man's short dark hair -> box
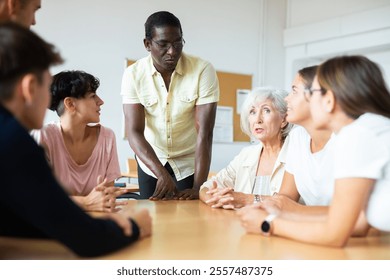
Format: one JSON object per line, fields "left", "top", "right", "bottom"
{"left": 0, "top": 22, "right": 63, "bottom": 102}
{"left": 144, "top": 11, "right": 182, "bottom": 39}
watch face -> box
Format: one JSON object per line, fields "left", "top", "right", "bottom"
{"left": 261, "top": 221, "right": 271, "bottom": 233}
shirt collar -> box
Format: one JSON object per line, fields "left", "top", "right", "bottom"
{"left": 146, "top": 53, "right": 185, "bottom": 77}
{"left": 241, "top": 135, "right": 290, "bottom": 168}
{"left": 146, "top": 55, "right": 157, "bottom": 76}
{"left": 242, "top": 144, "right": 263, "bottom": 167}
{"left": 174, "top": 54, "right": 185, "bottom": 76}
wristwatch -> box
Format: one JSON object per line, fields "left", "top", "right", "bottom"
{"left": 260, "top": 214, "right": 278, "bottom": 236}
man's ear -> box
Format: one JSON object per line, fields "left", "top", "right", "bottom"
{"left": 144, "top": 38, "right": 151, "bottom": 52}
{"left": 7, "top": 0, "right": 19, "bottom": 16}
{"left": 20, "top": 74, "right": 37, "bottom": 106}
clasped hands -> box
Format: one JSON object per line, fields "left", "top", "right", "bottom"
{"left": 203, "top": 180, "right": 285, "bottom": 234}
{"left": 93, "top": 176, "right": 152, "bottom": 239}
{"left": 204, "top": 181, "right": 248, "bottom": 209}
{"left": 83, "top": 175, "right": 130, "bottom": 213}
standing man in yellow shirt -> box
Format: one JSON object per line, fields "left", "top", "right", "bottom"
{"left": 121, "top": 11, "right": 220, "bottom": 200}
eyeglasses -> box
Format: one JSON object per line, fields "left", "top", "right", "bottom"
{"left": 303, "top": 87, "right": 327, "bottom": 101}
{"left": 151, "top": 38, "right": 185, "bottom": 52}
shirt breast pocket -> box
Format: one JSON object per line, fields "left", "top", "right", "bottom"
{"left": 178, "top": 92, "right": 198, "bottom": 114}
{"left": 139, "top": 97, "right": 158, "bottom": 115}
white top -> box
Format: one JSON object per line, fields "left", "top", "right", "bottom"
{"left": 285, "top": 126, "right": 335, "bottom": 206}
{"left": 201, "top": 136, "right": 290, "bottom": 195}
{"left": 252, "top": 175, "right": 271, "bottom": 195}
{"left": 334, "top": 113, "right": 390, "bottom": 232}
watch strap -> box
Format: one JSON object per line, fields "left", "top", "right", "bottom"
{"left": 265, "top": 213, "right": 277, "bottom": 223}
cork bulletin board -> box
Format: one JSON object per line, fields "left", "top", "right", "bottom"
{"left": 216, "top": 71, "right": 252, "bottom": 142}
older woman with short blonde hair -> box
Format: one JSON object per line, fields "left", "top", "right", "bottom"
{"left": 200, "top": 87, "right": 293, "bottom": 209}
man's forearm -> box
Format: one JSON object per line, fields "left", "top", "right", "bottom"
{"left": 193, "top": 137, "right": 213, "bottom": 191}
{"left": 128, "top": 134, "right": 166, "bottom": 178}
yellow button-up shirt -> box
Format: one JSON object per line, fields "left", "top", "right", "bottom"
{"left": 121, "top": 53, "right": 220, "bottom": 180}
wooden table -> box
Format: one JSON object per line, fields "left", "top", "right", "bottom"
{"left": 1, "top": 200, "right": 390, "bottom": 260}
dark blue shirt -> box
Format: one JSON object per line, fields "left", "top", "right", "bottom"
{"left": 0, "top": 105, "right": 139, "bottom": 257}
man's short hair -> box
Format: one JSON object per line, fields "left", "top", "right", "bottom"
{"left": 0, "top": 22, "right": 63, "bottom": 102}
{"left": 144, "top": 11, "right": 182, "bottom": 39}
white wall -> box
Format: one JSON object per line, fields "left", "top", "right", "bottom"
{"left": 287, "top": 0, "right": 390, "bottom": 27}
{"left": 33, "top": 0, "right": 287, "bottom": 173}
{"left": 284, "top": 0, "right": 390, "bottom": 87}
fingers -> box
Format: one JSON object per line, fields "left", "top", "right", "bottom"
{"left": 206, "top": 189, "right": 234, "bottom": 206}
{"left": 205, "top": 196, "right": 219, "bottom": 205}
{"left": 111, "top": 187, "right": 129, "bottom": 197}
{"left": 96, "top": 175, "right": 108, "bottom": 186}
{"left": 206, "top": 187, "right": 220, "bottom": 196}
{"left": 211, "top": 196, "right": 234, "bottom": 208}
{"left": 161, "top": 190, "right": 178, "bottom": 200}
{"left": 236, "top": 206, "right": 252, "bottom": 217}
{"left": 115, "top": 200, "right": 128, "bottom": 206}
{"left": 206, "top": 187, "right": 232, "bottom": 197}
{"left": 95, "top": 177, "right": 109, "bottom": 192}
{"left": 103, "top": 196, "right": 117, "bottom": 212}
{"left": 237, "top": 207, "right": 266, "bottom": 234}
{"left": 104, "top": 203, "right": 126, "bottom": 213}
{"left": 103, "top": 191, "right": 129, "bottom": 212}
{"left": 150, "top": 173, "right": 177, "bottom": 200}
{"left": 151, "top": 181, "right": 177, "bottom": 200}
{"left": 150, "top": 185, "right": 170, "bottom": 200}
{"left": 177, "top": 189, "right": 198, "bottom": 200}
{"left": 99, "top": 186, "right": 127, "bottom": 197}
{"left": 222, "top": 204, "right": 235, "bottom": 210}
{"left": 131, "top": 209, "right": 152, "bottom": 238}
{"left": 94, "top": 185, "right": 105, "bottom": 192}
{"left": 150, "top": 192, "right": 169, "bottom": 201}
{"left": 244, "top": 202, "right": 264, "bottom": 209}
{"left": 139, "top": 212, "right": 152, "bottom": 238}
{"left": 178, "top": 193, "right": 192, "bottom": 200}
{"left": 96, "top": 175, "right": 103, "bottom": 185}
